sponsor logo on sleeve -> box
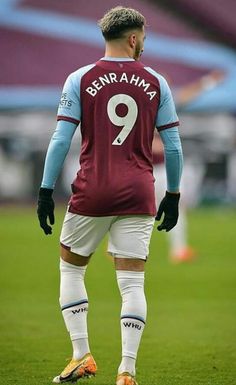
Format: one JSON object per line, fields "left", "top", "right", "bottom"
{"left": 59, "top": 93, "right": 73, "bottom": 109}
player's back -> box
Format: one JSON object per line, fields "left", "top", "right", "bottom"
{"left": 69, "top": 59, "right": 161, "bottom": 216}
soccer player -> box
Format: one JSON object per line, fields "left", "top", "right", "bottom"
{"left": 37, "top": 6, "right": 183, "bottom": 385}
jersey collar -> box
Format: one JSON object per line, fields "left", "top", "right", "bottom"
{"left": 100, "top": 57, "right": 135, "bottom": 62}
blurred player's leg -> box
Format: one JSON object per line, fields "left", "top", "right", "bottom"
{"left": 168, "top": 208, "right": 196, "bottom": 262}
{"left": 168, "top": 207, "right": 187, "bottom": 253}
{"left": 154, "top": 164, "right": 196, "bottom": 262}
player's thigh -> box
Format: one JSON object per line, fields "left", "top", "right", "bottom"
{"left": 60, "top": 210, "right": 114, "bottom": 258}
{"left": 108, "top": 215, "right": 155, "bottom": 264}
{"left": 114, "top": 257, "right": 145, "bottom": 271}
{"left": 61, "top": 246, "right": 91, "bottom": 266}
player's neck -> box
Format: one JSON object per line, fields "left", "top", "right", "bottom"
{"left": 104, "top": 44, "right": 134, "bottom": 59}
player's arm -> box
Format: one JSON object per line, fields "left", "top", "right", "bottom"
{"left": 37, "top": 73, "right": 81, "bottom": 235}
{"left": 41, "top": 121, "right": 77, "bottom": 190}
{"left": 155, "top": 74, "right": 183, "bottom": 231}
{"left": 37, "top": 120, "right": 77, "bottom": 235}
{"left": 159, "top": 127, "right": 183, "bottom": 194}
{"left": 156, "top": 127, "right": 183, "bottom": 231}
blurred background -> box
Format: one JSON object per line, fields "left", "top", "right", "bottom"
{"left": 1, "top": 2, "right": 236, "bottom": 384}
{"left": 1, "top": 0, "right": 236, "bottom": 206}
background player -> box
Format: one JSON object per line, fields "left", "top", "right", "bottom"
{"left": 152, "top": 132, "right": 195, "bottom": 262}
{"left": 37, "top": 6, "right": 183, "bottom": 385}
{"left": 152, "top": 69, "right": 225, "bottom": 263}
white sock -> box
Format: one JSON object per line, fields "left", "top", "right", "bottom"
{"left": 116, "top": 270, "right": 147, "bottom": 376}
{"left": 59, "top": 258, "right": 90, "bottom": 360}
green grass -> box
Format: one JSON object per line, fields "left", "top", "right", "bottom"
{"left": 0, "top": 206, "right": 236, "bottom": 385}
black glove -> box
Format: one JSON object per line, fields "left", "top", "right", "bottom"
{"left": 155, "top": 191, "right": 180, "bottom": 232}
{"left": 37, "top": 188, "right": 55, "bottom": 235}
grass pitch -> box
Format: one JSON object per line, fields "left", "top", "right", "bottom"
{"left": 0, "top": 206, "right": 236, "bottom": 385}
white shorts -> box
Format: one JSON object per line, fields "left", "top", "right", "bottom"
{"left": 60, "top": 210, "right": 155, "bottom": 260}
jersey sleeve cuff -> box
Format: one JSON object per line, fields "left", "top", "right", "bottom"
{"left": 57, "top": 115, "right": 80, "bottom": 125}
{"left": 157, "top": 121, "right": 179, "bottom": 132}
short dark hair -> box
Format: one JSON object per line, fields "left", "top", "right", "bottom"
{"left": 98, "top": 6, "right": 146, "bottom": 41}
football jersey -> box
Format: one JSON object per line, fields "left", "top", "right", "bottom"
{"left": 57, "top": 58, "right": 179, "bottom": 216}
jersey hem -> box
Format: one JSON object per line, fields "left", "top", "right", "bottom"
{"left": 157, "top": 121, "right": 179, "bottom": 131}
{"left": 57, "top": 115, "right": 80, "bottom": 125}
{"left": 68, "top": 205, "right": 156, "bottom": 217}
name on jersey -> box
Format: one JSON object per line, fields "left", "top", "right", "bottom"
{"left": 86, "top": 72, "right": 157, "bottom": 101}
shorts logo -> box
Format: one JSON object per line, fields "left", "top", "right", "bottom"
{"left": 59, "top": 93, "right": 72, "bottom": 109}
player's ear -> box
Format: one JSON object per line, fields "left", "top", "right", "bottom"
{"left": 128, "top": 33, "right": 136, "bottom": 48}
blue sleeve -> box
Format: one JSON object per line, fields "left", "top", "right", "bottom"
{"left": 159, "top": 127, "right": 183, "bottom": 192}
{"left": 57, "top": 73, "right": 81, "bottom": 125}
{"left": 144, "top": 68, "right": 179, "bottom": 130}
{"left": 41, "top": 120, "right": 77, "bottom": 189}
{"left": 156, "top": 75, "right": 179, "bottom": 130}
{"left": 57, "top": 64, "right": 95, "bottom": 125}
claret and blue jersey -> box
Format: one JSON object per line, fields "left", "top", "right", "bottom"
{"left": 41, "top": 57, "right": 183, "bottom": 216}
{"left": 57, "top": 57, "right": 179, "bottom": 130}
